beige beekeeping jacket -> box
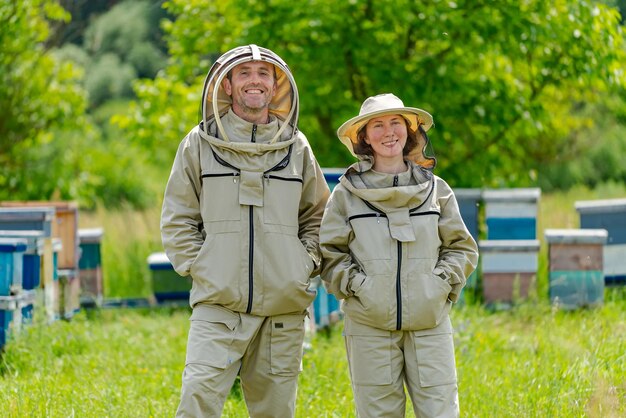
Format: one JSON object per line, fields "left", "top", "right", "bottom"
{"left": 320, "top": 159, "right": 478, "bottom": 331}
{"left": 161, "top": 45, "right": 329, "bottom": 317}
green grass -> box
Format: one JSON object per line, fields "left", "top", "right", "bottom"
{"left": 1, "top": 300, "right": 624, "bottom": 417}
{"left": 1, "top": 184, "right": 626, "bottom": 416}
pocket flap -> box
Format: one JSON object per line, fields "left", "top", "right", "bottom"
{"left": 191, "top": 304, "right": 240, "bottom": 330}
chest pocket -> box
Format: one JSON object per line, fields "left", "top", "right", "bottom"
{"left": 348, "top": 215, "right": 392, "bottom": 261}
{"left": 200, "top": 171, "right": 241, "bottom": 222}
{"left": 407, "top": 211, "right": 441, "bottom": 260}
{"left": 262, "top": 175, "right": 303, "bottom": 228}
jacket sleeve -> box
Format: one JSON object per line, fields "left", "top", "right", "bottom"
{"left": 319, "top": 189, "right": 366, "bottom": 300}
{"left": 160, "top": 132, "right": 204, "bottom": 277}
{"left": 297, "top": 135, "right": 330, "bottom": 277}
{"left": 434, "top": 180, "right": 479, "bottom": 302}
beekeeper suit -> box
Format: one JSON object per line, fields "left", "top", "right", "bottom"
{"left": 320, "top": 93, "right": 478, "bottom": 417}
{"left": 162, "top": 44, "right": 330, "bottom": 417}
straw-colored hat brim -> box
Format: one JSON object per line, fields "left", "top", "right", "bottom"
{"left": 337, "top": 107, "right": 433, "bottom": 153}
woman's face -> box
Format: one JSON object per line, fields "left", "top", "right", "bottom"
{"left": 364, "top": 114, "right": 408, "bottom": 161}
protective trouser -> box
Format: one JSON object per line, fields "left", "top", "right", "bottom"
{"left": 176, "top": 304, "right": 306, "bottom": 418}
{"left": 344, "top": 316, "right": 459, "bottom": 418}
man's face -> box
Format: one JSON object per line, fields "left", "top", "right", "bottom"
{"left": 222, "top": 61, "right": 277, "bottom": 122}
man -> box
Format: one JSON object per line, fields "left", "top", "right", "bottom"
{"left": 161, "top": 45, "right": 330, "bottom": 417}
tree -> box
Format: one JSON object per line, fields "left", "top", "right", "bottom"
{"left": 119, "top": 0, "right": 625, "bottom": 187}
{"left": 0, "top": 0, "right": 88, "bottom": 198}
{"left": 0, "top": 1, "right": 158, "bottom": 208}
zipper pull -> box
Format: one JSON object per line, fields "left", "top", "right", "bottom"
{"left": 393, "top": 175, "right": 398, "bottom": 187}
{"left": 233, "top": 173, "right": 240, "bottom": 183}
{"left": 376, "top": 213, "right": 380, "bottom": 224}
{"left": 251, "top": 124, "right": 257, "bottom": 143}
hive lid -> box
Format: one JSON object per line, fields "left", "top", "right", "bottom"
{"left": 79, "top": 228, "right": 104, "bottom": 243}
{"left": 575, "top": 198, "right": 626, "bottom": 214}
{"left": 479, "top": 239, "right": 540, "bottom": 252}
{"left": 147, "top": 252, "right": 172, "bottom": 267}
{"left": 482, "top": 188, "right": 541, "bottom": 203}
{"left": 544, "top": 228, "right": 608, "bottom": 244}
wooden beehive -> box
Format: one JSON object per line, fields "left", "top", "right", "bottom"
{"left": 480, "top": 239, "right": 540, "bottom": 305}
{"left": 575, "top": 198, "right": 626, "bottom": 286}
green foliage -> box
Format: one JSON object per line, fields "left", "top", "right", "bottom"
{"left": 112, "top": 74, "right": 200, "bottom": 168}
{"left": 84, "top": 53, "right": 137, "bottom": 106}
{"left": 538, "top": 95, "right": 626, "bottom": 191}
{"left": 120, "top": 0, "right": 626, "bottom": 188}
{"left": 79, "top": 0, "right": 167, "bottom": 105}
{"left": 83, "top": 0, "right": 166, "bottom": 75}
{"left": 0, "top": 0, "right": 91, "bottom": 201}
{"left": 0, "top": 1, "right": 166, "bottom": 208}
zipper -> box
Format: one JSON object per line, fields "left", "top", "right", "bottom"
{"left": 251, "top": 124, "right": 257, "bottom": 143}
{"left": 210, "top": 144, "right": 294, "bottom": 314}
{"left": 396, "top": 241, "right": 402, "bottom": 330}
{"left": 201, "top": 172, "right": 240, "bottom": 183}
{"left": 347, "top": 203, "right": 406, "bottom": 329}
{"left": 347, "top": 213, "right": 387, "bottom": 222}
{"left": 410, "top": 210, "right": 440, "bottom": 217}
{"left": 247, "top": 206, "right": 254, "bottom": 313}
{"left": 264, "top": 174, "right": 303, "bottom": 183}
{"left": 393, "top": 175, "right": 398, "bottom": 187}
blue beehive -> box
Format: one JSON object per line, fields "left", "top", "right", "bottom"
{"left": 0, "top": 207, "right": 58, "bottom": 322}
{"left": 322, "top": 168, "right": 344, "bottom": 191}
{"left": 0, "top": 295, "right": 20, "bottom": 350}
{"left": 452, "top": 188, "right": 482, "bottom": 303}
{"left": 575, "top": 198, "right": 626, "bottom": 286}
{"left": 22, "top": 238, "right": 42, "bottom": 290}
{"left": 453, "top": 188, "right": 482, "bottom": 241}
{"left": 483, "top": 188, "right": 540, "bottom": 240}
{"left": 545, "top": 229, "right": 607, "bottom": 309}
{"left": 0, "top": 238, "right": 28, "bottom": 296}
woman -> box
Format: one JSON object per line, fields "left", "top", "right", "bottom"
{"left": 320, "top": 93, "right": 478, "bottom": 417}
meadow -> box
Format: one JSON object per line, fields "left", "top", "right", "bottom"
{"left": 1, "top": 183, "right": 625, "bottom": 417}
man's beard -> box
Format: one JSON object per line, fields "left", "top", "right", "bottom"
{"left": 236, "top": 96, "right": 270, "bottom": 115}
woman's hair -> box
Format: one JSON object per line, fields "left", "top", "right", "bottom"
{"left": 353, "top": 116, "right": 419, "bottom": 157}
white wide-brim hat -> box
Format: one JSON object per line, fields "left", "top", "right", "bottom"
{"left": 337, "top": 93, "right": 435, "bottom": 168}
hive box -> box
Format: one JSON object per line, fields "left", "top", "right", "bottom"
{"left": 0, "top": 238, "right": 27, "bottom": 296}
{"left": 452, "top": 188, "right": 482, "bottom": 303}
{"left": 78, "top": 228, "right": 104, "bottom": 307}
{"left": 483, "top": 188, "right": 540, "bottom": 240}
{"left": 0, "top": 202, "right": 79, "bottom": 270}
{"left": 545, "top": 229, "right": 607, "bottom": 309}
{"left": 480, "top": 239, "right": 540, "bottom": 305}
{"left": 148, "top": 252, "right": 191, "bottom": 303}
{"left": 0, "top": 207, "right": 57, "bottom": 321}
{"left": 453, "top": 188, "right": 482, "bottom": 241}
{"left": 0, "top": 291, "right": 37, "bottom": 350}
{"left": 575, "top": 198, "right": 626, "bottom": 286}
{"left": 0, "top": 296, "right": 20, "bottom": 350}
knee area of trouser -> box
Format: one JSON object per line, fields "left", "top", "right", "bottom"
{"left": 412, "top": 332, "right": 457, "bottom": 388}
{"left": 343, "top": 320, "right": 393, "bottom": 386}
